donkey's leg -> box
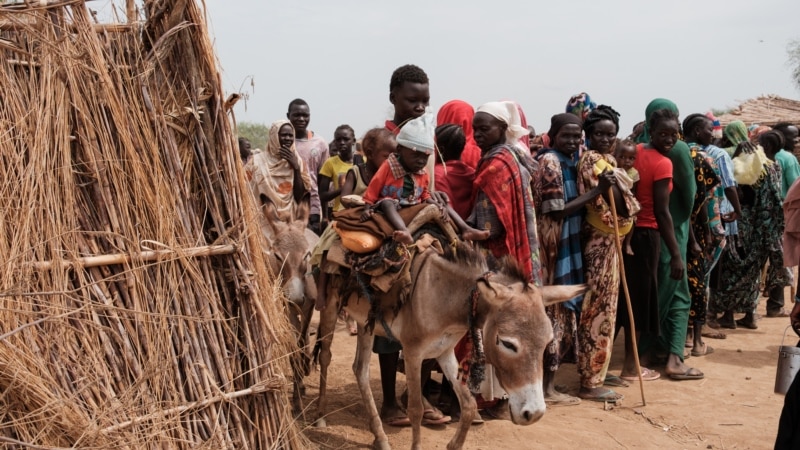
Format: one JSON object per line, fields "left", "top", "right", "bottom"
{"left": 403, "top": 350, "right": 425, "bottom": 450}
{"left": 438, "top": 350, "right": 477, "bottom": 450}
{"left": 299, "top": 277, "right": 317, "bottom": 377}
{"left": 353, "top": 328, "right": 390, "bottom": 450}
{"left": 313, "top": 288, "right": 341, "bottom": 427}
{"left": 287, "top": 301, "right": 306, "bottom": 416}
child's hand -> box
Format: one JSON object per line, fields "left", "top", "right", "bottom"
{"left": 431, "top": 191, "right": 450, "bottom": 206}
{"left": 360, "top": 206, "right": 374, "bottom": 222}
{"left": 624, "top": 244, "right": 634, "bottom": 256}
{"left": 721, "top": 211, "right": 739, "bottom": 223}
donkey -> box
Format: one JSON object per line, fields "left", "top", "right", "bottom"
{"left": 310, "top": 203, "right": 457, "bottom": 428}
{"left": 316, "top": 236, "right": 585, "bottom": 450}
{"left": 259, "top": 199, "right": 319, "bottom": 414}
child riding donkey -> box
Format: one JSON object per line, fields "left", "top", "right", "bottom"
{"left": 360, "top": 113, "right": 488, "bottom": 244}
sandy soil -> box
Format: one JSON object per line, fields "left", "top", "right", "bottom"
{"left": 299, "top": 286, "right": 795, "bottom": 449}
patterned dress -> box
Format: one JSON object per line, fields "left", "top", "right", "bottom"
{"left": 576, "top": 150, "right": 640, "bottom": 389}
{"left": 534, "top": 149, "right": 583, "bottom": 370}
{"left": 687, "top": 146, "right": 721, "bottom": 326}
{"left": 712, "top": 162, "right": 784, "bottom": 313}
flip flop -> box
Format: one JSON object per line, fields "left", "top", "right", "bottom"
{"left": 578, "top": 388, "right": 624, "bottom": 403}
{"left": 603, "top": 375, "right": 630, "bottom": 388}
{"left": 691, "top": 343, "right": 715, "bottom": 357}
{"left": 668, "top": 367, "right": 704, "bottom": 381}
{"left": 422, "top": 407, "right": 451, "bottom": 426}
{"left": 544, "top": 392, "right": 581, "bottom": 407}
{"left": 384, "top": 414, "right": 411, "bottom": 427}
{"left": 619, "top": 367, "right": 661, "bottom": 382}
{"left": 448, "top": 412, "right": 484, "bottom": 425}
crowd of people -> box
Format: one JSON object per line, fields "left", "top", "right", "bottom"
{"left": 239, "top": 63, "right": 800, "bottom": 427}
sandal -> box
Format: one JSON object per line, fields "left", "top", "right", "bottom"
{"left": 603, "top": 375, "right": 630, "bottom": 388}
{"left": 668, "top": 367, "right": 704, "bottom": 381}
{"left": 619, "top": 367, "right": 661, "bottom": 382}
{"left": 422, "top": 407, "right": 451, "bottom": 426}
{"left": 544, "top": 392, "right": 581, "bottom": 406}
{"left": 578, "top": 388, "right": 624, "bottom": 403}
{"left": 383, "top": 413, "right": 411, "bottom": 427}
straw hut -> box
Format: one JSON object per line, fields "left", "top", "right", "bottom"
{"left": 716, "top": 94, "right": 800, "bottom": 127}
{"left": 0, "top": 0, "right": 305, "bottom": 448}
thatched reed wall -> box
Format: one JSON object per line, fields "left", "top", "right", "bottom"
{"left": 717, "top": 94, "right": 800, "bottom": 127}
{"left": 0, "top": 0, "right": 305, "bottom": 448}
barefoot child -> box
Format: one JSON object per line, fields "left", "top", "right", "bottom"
{"left": 616, "top": 138, "right": 639, "bottom": 255}
{"left": 362, "top": 113, "right": 489, "bottom": 244}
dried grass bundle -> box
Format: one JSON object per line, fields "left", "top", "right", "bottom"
{"left": 0, "top": 0, "right": 305, "bottom": 448}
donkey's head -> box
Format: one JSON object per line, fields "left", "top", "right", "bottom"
{"left": 477, "top": 275, "right": 585, "bottom": 425}
{"left": 262, "top": 196, "right": 316, "bottom": 305}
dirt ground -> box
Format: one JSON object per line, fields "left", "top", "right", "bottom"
{"left": 299, "top": 284, "right": 796, "bottom": 449}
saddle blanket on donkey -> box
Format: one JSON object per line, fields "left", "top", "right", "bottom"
{"left": 327, "top": 203, "right": 457, "bottom": 333}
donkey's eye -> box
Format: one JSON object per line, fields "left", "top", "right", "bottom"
{"left": 499, "top": 339, "right": 518, "bottom": 353}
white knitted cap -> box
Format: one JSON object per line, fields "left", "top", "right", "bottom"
{"left": 396, "top": 113, "right": 435, "bottom": 155}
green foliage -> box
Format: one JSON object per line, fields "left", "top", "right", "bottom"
{"left": 790, "top": 40, "right": 800, "bottom": 92}
{"left": 711, "top": 107, "right": 733, "bottom": 116}
{"left": 237, "top": 121, "right": 269, "bottom": 149}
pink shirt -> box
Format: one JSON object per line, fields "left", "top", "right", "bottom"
{"left": 294, "top": 131, "right": 329, "bottom": 216}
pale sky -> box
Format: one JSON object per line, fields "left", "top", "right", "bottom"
{"left": 103, "top": 1, "right": 800, "bottom": 143}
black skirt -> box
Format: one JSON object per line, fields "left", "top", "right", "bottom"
{"left": 617, "top": 227, "right": 661, "bottom": 335}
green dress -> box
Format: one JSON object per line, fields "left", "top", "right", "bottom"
{"left": 639, "top": 140, "right": 696, "bottom": 359}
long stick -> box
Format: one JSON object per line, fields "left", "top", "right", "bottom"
{"left": 28, "top": 243, "right": 238, "bottom": 271}
{"left": 608, "top": 187, "right": 646, "bottom": 406}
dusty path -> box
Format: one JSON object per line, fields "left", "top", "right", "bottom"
{"left": 300, "top": 287, "right": 794, "bottom": 449}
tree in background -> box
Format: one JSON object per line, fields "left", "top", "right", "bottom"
{"left": 790, "top": 39, "right": 800, "bottom": 92}
{"left": 237, "top": 121, "right": 269, "bottom": 149}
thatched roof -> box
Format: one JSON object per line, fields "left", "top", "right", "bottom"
{"left": 717, "top": 94, "right": 800, "bottom": 127}
{"left": 0, "top": 1, "right": 304, "bottom": 448}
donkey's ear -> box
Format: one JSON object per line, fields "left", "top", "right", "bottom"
{"left": 294, "top": 193, "right": 310, "bottom": 224}
{"left": 540, "top": 284, "right": 587, "bottom": 306}
{"left": 477, "top": 279, "right": 513, "bottom": 308}
{"left": 261, "top": 196, "right": 280, "bottom": 224}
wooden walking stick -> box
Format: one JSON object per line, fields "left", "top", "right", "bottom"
{"left": 608, "top": 186, "right": 647, "bottom": 406}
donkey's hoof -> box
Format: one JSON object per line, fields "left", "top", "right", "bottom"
{"left": 372, "top": 438, "right": 391, "bottom": 450}
{"left": 314, "top": 417, "right": 327, "bottom": 428}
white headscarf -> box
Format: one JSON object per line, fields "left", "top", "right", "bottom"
{"left": 245, "top": 120, "right": 311, "bottom": 222}
{"left": 476, "top": 101, "right": 529, "bottom": 145}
